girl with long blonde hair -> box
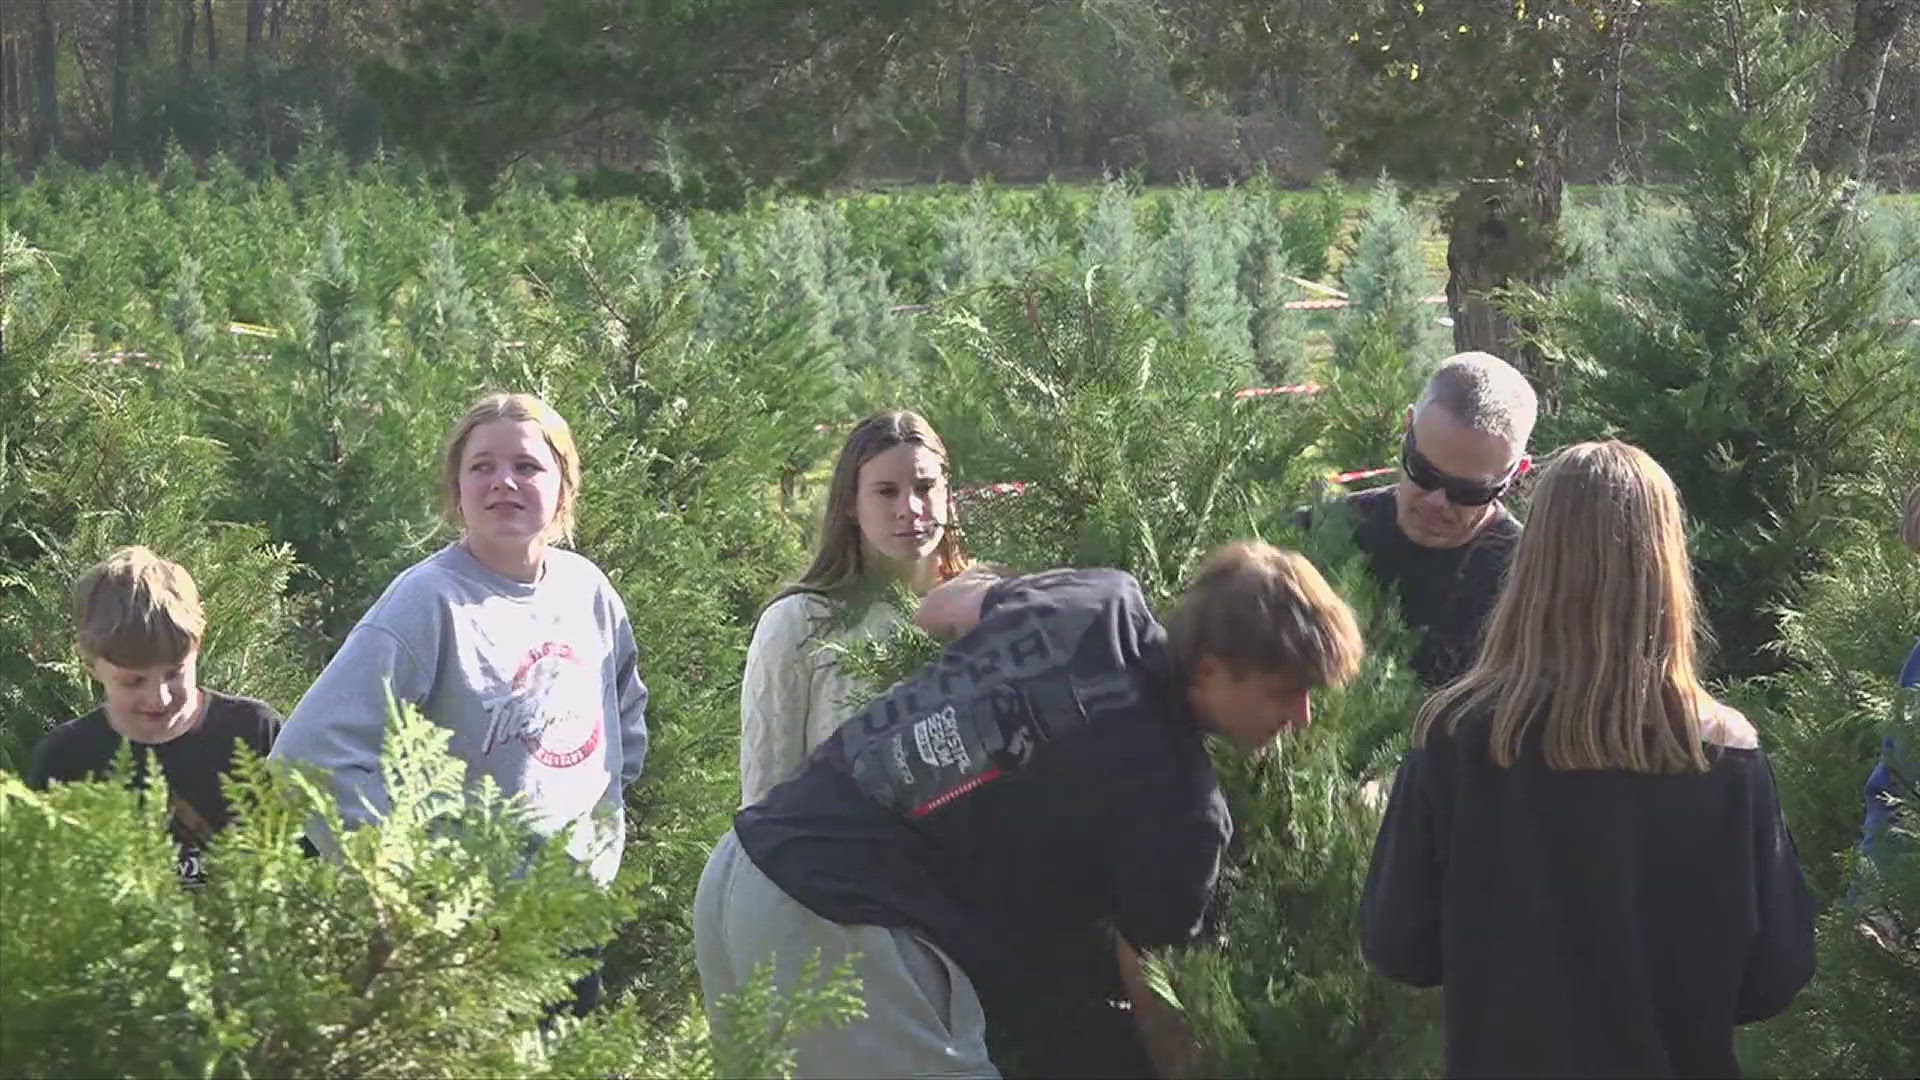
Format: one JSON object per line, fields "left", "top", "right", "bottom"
{"left": 1361, "top": 440, "right": 1814, "bottom": 1077}
{"left": 738, "top": 410, "right": 971, "bottom": 807}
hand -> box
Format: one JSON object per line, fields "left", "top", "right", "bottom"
{"left": 1113, "top": 937, "right": 1203, "bottom": 1080}
{"left": 912, "top": 566, "right": 1004, "bottom": 638}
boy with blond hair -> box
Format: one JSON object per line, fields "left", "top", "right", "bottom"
{"left": 28, "top": 546, "right": 282, "bottom": 885}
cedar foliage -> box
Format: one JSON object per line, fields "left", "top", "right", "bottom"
{"left": 0, "top": 697, "right": 861, "bottom": 1077}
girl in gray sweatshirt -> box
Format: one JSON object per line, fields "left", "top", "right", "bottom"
{"left": 271, "top": 393, "right": 649, "bottom": 887}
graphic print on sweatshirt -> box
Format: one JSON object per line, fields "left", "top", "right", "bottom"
{"left": 481, "top": 641, "right": 605, "bottom": 770}
{"left": 834, "top": 599, "right": 1143, "bottom": 819}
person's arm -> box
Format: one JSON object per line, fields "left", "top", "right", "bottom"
{"left": 1113, "top": 934, "right": 1202, "bottom": 1080}
{"left": 268, "top": 622, "right": 430, "bottom": 842}
{"left": 738, "top": 597, "right": 817, "bottom": 808}
{"left": 1101, "top": 737, "right": 1232, "bottom": 951}
{"left": 610, "top": 609, "right": 650, "bottom": 789}
{"left": 912, "top": 566, "right": 1007, "bottom": 638}
{"left": 1735, "top": 752, "right": 1816, "bottom": 1024}
{"left": 1359, "top": 748, "right": 1444, "bottom": 987}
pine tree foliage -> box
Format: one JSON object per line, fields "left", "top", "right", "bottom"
{"left": 1860, "top": 192, "right": 1920, "bottom": 322}
{"left": 1740, "top": 687, "right": 1920, "bottom": 1078}
{"left": 926, "top": 271, "right": 1280, "bottom": 597}
{"left": 1079, "top": 175, "right": 1149, "bottom": 302}
{"left": 1150, "top": 181, "right": 1255, "bottom": 376}
{"left": 1314, "top": 317, "right": 1433, "bottom": 495}
{"left": 1519, "top": 1, "right": 1920, "bottom": 680}
{"left": 1278, "top": 176, "right": 1352, "bottom": 285}
{"left": 1151, "top": 516, "right": 1439, "bottom": 1079}
{"left": 0, "top": 229, "right": 72, "bottom": 567}
{"left": 1742, "top": 503, "right": 1920, "bottom": 906}
{"left": 3, "top": 142, "right": 1914, "bottom": 1077}
{"left": 407, "top": 230, "right": 481, "bottom": 365}
{"left": 1236, "top": 172, "right": 1307, "bottom": 384}
{"left": 165, "top": 253, "right": 215, "bottom": 363}
{"left": 656, "top": 212, "right": 704, "bottom": 279}
{"left": 1559, "top": 184, "right": 1686, "bottom": 288}
{"left": 0, "top": 697, "right": 861, "bottom": 1077}
{"left": 1335, "top": 174, "right": 1432, "bottom": 365}
{"left": 938, "top": 183, "right": 1036, "bottom": 297}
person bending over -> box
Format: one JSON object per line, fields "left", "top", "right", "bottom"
{"left": 694, "top": 541, "right": 1363, "bottom": 1077}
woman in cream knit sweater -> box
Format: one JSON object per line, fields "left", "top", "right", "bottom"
{"left": 738, "top": 411, "right": 971, "bottom": 807}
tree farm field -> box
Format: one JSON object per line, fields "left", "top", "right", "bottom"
{"left": 2, "top": 159, "right": 1916, "bottom": 1078}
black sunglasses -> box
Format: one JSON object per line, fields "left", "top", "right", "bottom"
{"left": 1400, "top": 428, "right": 1521, "bottom": 507}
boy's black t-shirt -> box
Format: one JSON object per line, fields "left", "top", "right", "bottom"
{"left": 27, "top": 691, "right": 283, "bottom": 884}
{"left": 733, "top": 568, "right": 1232, "bottom": 1029}
{"left": 1361, "top": 711, "right": 1816, "bottom": 1078}
{"left": 1307, "top": 486, "right": 1520, "bottom": 688}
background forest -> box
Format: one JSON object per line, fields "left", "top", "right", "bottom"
{"left": 2, "top": 1, "right": 1917, "bottom": 1077}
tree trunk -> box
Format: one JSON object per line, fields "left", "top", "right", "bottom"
{"left": 178, "top": 0, "right": 195, "bottom": 78}
{"left": 132, "top": 0, "right": 149, "bottom": 57}
{"left": 1811, "top": 0, "right": 1909, "bottom": 183}
{"left": 1443, "top": 164, "right": 1564, "bottom": 384}
{"left": 31, "top": 0, "right": 58, "bottom": 160}
{"left": 314, "top": 0, "right": 331, "bottom": 95}
{"left": 245, "top": 0, "right": 264, "bottom": 73}
{"left": 202, "top": 0, "right": 216, "bottom": 71}
{"left": 269, "top": 0, "right": 284, "bottom": 52}
{"left": 953, "top": 46, "right": 974, "bottom": 180}
{"left": 72, "top": 36, "right": 108, "bottom": 135}
{"left": 113, "top": 0, "right": 132, "bottom": 146}
{"left": 2, "top": 36, "right": 17, "bottom": 132}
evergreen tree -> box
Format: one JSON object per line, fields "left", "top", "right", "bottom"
{"left": 815, "top": 201, "right": 917, "bottom": 407}
{"left": 656, "top": 210, "right": 705, "bottom": 279}
{"left": 407, "top": 229, "right": 479, "bottom": 365}
{"left": 1334, "top": 174, "right": 1430, "bottom": 366}
{"left": 927, "top": 271, "right": 1265, "bottom": 595}
{"left": 1079, "top": 174, "right": 1147, "bottom": 302}
{"left": 166, "top": 252, "right": 216, "bottom": 363}
{"left": 1277, "top": 176, "right": 1350, "bottom": 286}
{"left": 1235, "top": 174, "right": 1306, "bottom": 385}
{"left": 1151, "top": 181, "right": 1254, "bottom": 377}
{"left": 938, "top": 183, "right": 1034, "bottom": 298}
{"left": 1741, "top": 646, "right": 1920, "bottom": 1077}
{"left": 1521, "top": 0, "right": 1920, "bottom": 681}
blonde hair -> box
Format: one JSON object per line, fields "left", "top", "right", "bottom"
{"left": 1164, "top": 541, "right": 1365, "bottom": 690}
{"left": 1415, "top": 441, "right": 1712, "bottom": 773}
{"left": 780, "top": 410, "right": 970, "bottom": 602}
{"left": 440, "top": 392, "right": 582, "bottom": 544}
{"left": 1903, "top": 482, "right": 1920, "bottom": 555}
{"left": 72, "top": 546, "right": 207, "bottom": 667}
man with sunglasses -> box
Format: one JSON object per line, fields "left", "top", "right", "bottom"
{"left": 1301, "top": 352, "right": 1537, "bottom": 688}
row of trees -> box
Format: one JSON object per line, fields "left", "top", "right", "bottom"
{"left": 7, "top": 2, "right": 1913, "bottom": 391}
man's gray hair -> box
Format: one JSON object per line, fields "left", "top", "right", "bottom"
{"left": 1414, "top": 351, "right": 1538, "bottom": 450}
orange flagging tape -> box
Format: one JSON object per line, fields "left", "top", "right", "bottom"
{"left": 1233, "top": 383, "right": 1322, "bottom": 399}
